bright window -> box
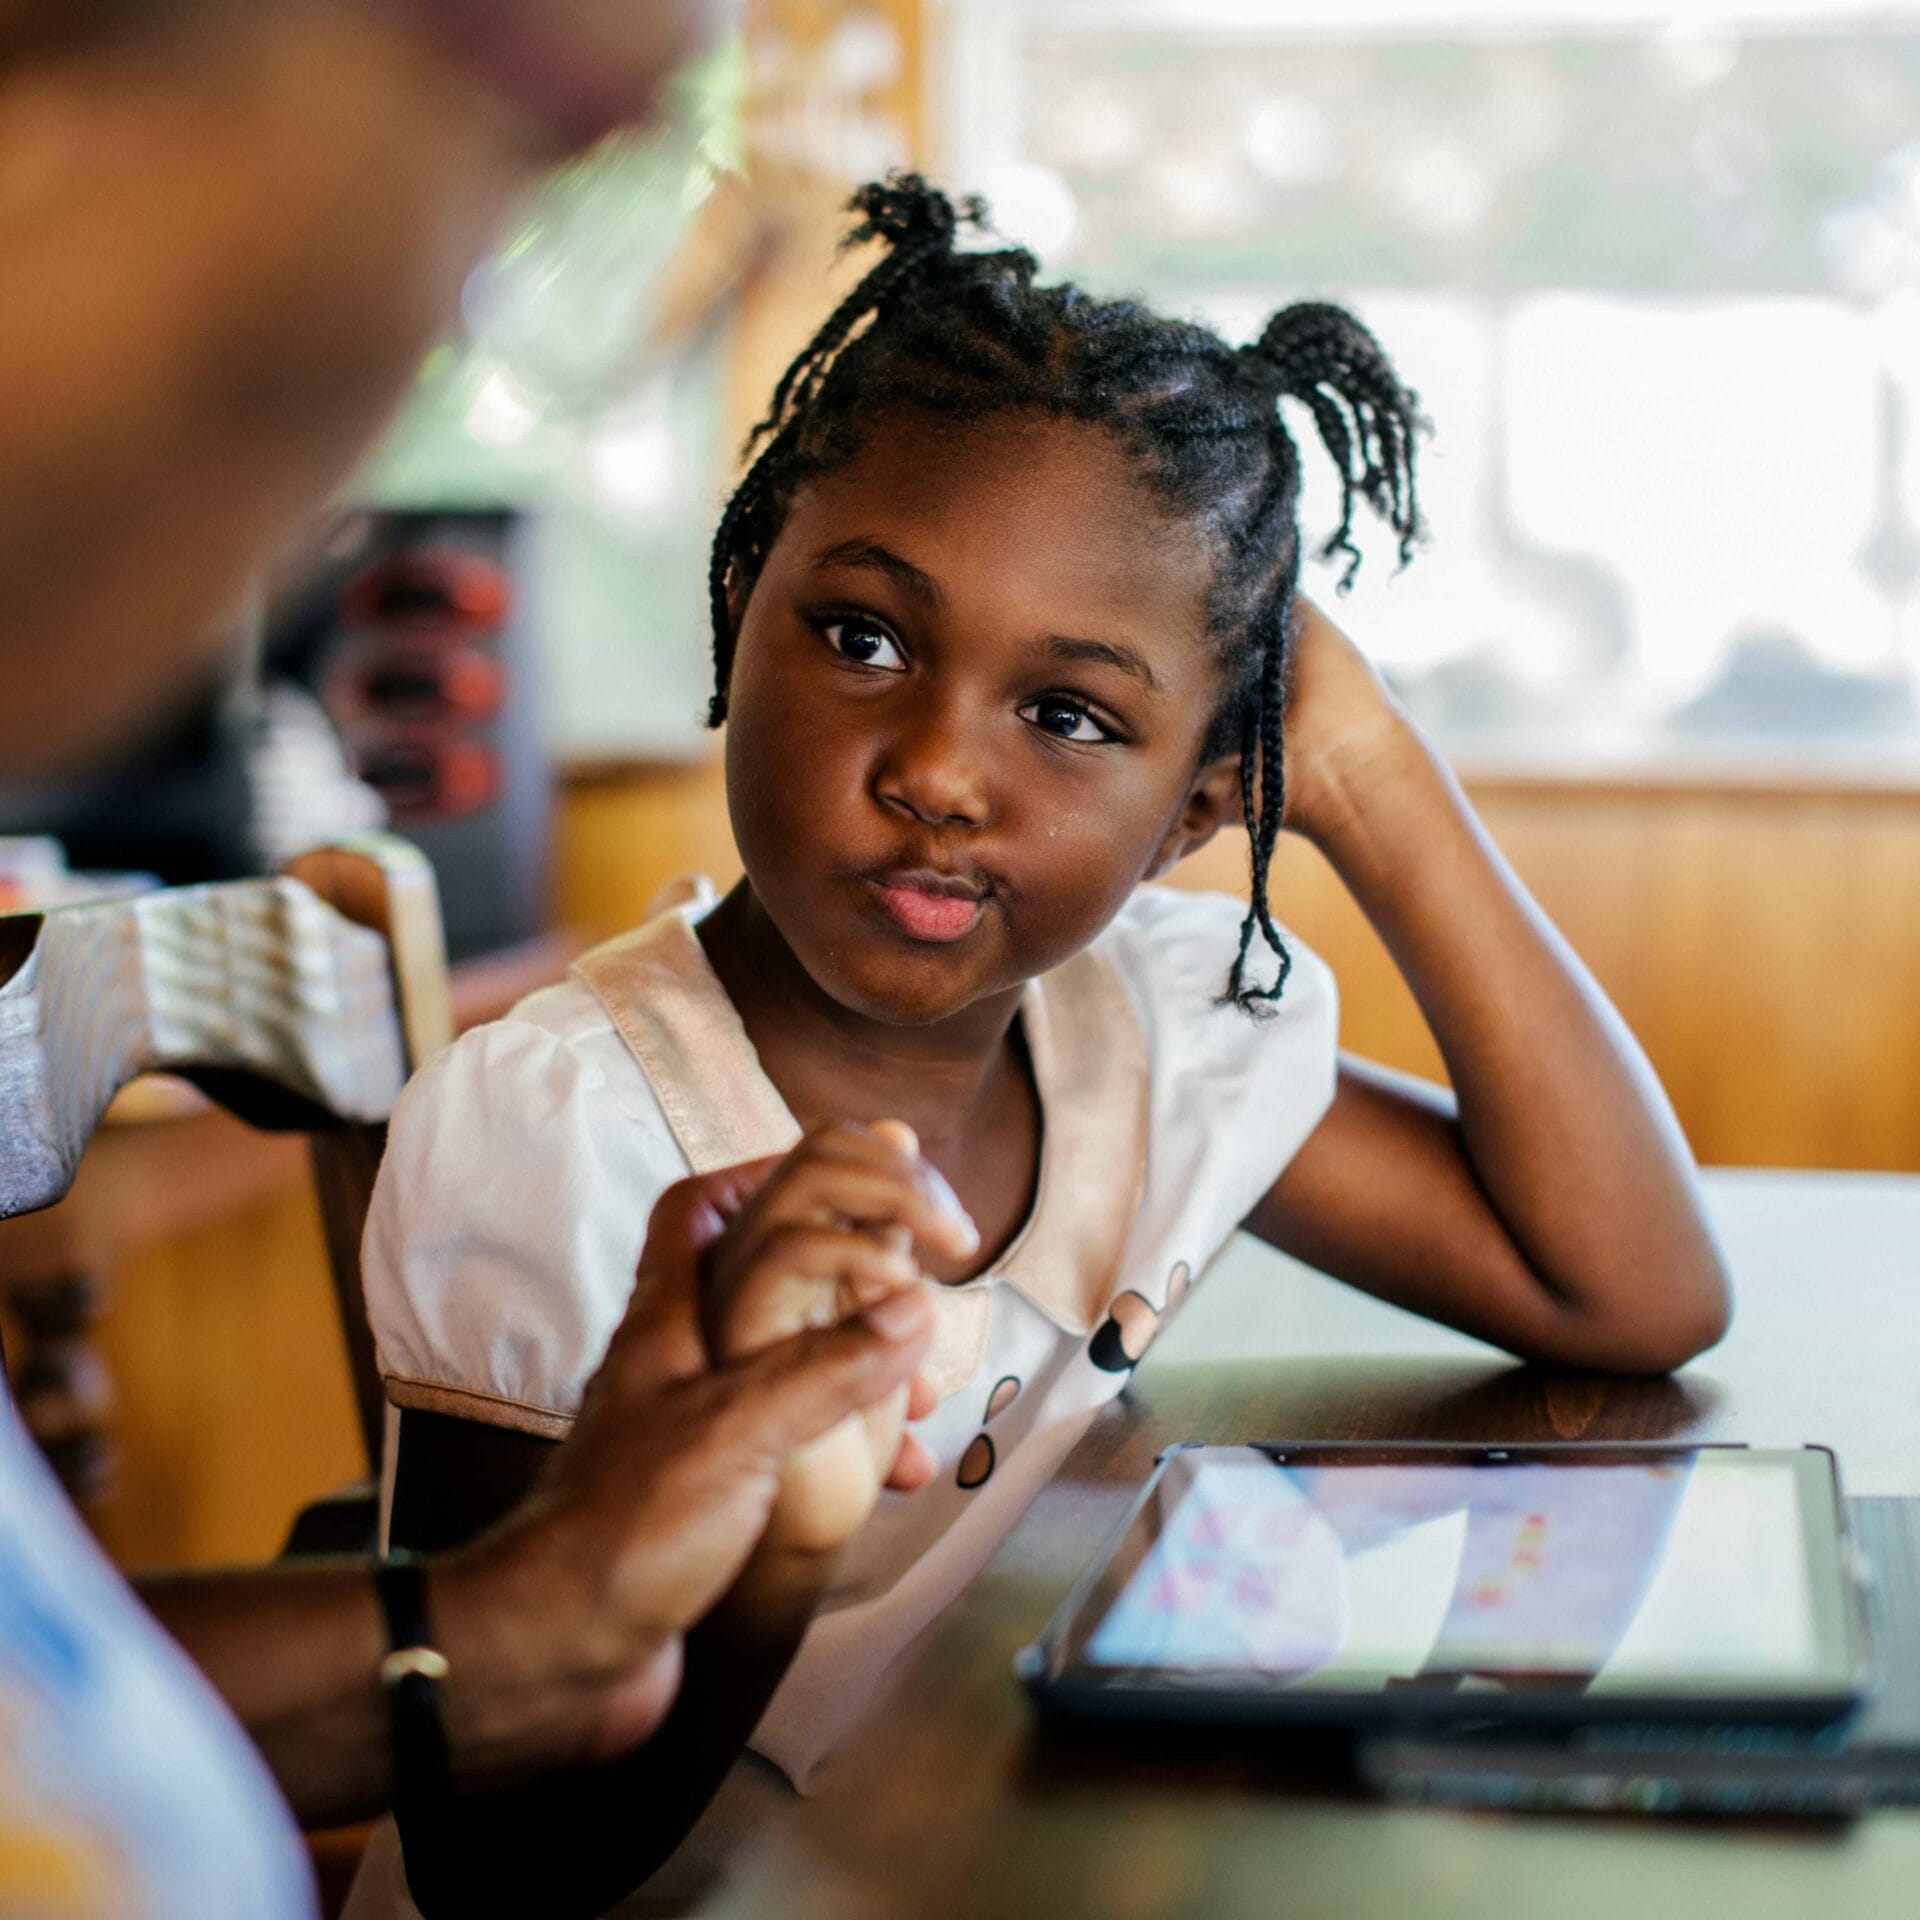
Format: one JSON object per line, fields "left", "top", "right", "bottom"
{"left": 939, "top": 1, "right": 1920, "bottom": 775}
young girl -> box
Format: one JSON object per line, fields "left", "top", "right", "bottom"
{"left": 357, "top": 175, "right": 1728, "bottom": 1916}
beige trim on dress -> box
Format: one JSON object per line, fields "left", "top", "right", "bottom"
{"left": 383, "top": 1374, "right": 575, "bottom": 1441}
{"left": 991, "top": 942, "right": 1150, "bottom": 1334}
{"left": 573, "top": 914, "right": 801, "bottom": 1172}
{"left": 569, "top": 899, "right": 1149, "bottom": 1399}
{"left": 915, "top": 1284, "right": 994, "bottom": 1403}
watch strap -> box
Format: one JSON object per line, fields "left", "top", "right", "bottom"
{"left": 376, "top": 1550, "right": 454, "bottom": 1813}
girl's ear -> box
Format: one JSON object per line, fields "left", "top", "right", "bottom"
{"left": 1147, "top": 755, "right": 1243, "bottom": 878}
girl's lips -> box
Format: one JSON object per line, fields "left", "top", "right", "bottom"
{"left": 873, "top": 882, "right": 986, "bottom": 943}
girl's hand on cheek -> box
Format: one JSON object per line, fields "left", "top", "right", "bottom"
{"left": 699, "top": 1120, "right": 977, "bottom": 1555}
{"left": 1280, "top": 596, "right": 1422, "bottom": 848}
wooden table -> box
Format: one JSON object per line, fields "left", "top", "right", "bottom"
{"left": 709, "top": 1169, "right": 1920, "bottom": 1920}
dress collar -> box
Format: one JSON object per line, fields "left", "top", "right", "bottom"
{"left": 572, "top": 904, "right": 1148, "bottom": 1398}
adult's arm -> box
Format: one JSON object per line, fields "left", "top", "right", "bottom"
{"left": 378, "top": 1123, "right": 966, "bottom": 1918}
{"left": 135, "top": 1175, "right": 936, "bottom": 1833}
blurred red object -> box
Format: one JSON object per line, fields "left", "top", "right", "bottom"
{"left": 356, "top": 739, "right": 501, "bottom": 823}
{"left": 340, "top": 550, "right": 512, "bottom": 636}
{"left": 329, "top": 645, "right": 505, "bottom": 725}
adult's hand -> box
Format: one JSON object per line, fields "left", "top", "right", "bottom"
{"left": 430, "top": 1162, "right": 937, "bottom": 1777}
{"left": 139, "top": 1160, "right": 933, "bottom": 1827}
{"left": 381, "top": 1150, "right": 947, "bottom": 1919}
{"left": 699, "top": 1119, "right": 970, "bottom": 1554}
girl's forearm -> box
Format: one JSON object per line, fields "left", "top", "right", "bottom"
{"left": 1300, "top": 713, "right": 1730, "bottom": 1365}
{"left": 394, "top": 1543, "right": 828, "bottom": 1920}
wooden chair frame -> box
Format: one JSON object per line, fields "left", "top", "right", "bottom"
{"left": 0, "top": 834, "right": 451, "bottom": 1489}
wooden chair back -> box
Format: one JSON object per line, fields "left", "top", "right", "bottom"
{"left": 0, "top": 835, "right": 450, "bottom": 1469}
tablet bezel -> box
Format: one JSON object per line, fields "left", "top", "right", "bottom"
{"left": 1017, "top": 1442, "right": 1869, "bottom": 1730}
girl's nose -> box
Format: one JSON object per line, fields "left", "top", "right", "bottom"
{"left": 874, "top": 703, "right": 990, "bottom": 829}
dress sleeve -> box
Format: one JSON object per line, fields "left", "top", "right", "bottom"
{"left": 363, "top": 1013, "right": 688, "bottom": 1436}
{"left": 1105, "top": 885, "right": 1342, "bottom": 1245}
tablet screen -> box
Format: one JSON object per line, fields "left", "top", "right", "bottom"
{"left": 1052, "top": 1447, "right": 1857, "bottom": 1706}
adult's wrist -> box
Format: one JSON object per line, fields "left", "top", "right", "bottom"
{"left": 425, "top": 1531, "right": 678, "bottom": 1786}
{"left": 375, "top": 1553, "right": 455, "bottom": 1816}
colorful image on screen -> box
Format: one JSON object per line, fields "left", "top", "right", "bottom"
{"left": 1084, "top": 1453, "right": 1819, "bottom": 1693}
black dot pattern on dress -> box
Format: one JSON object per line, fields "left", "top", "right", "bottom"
{"left": 957, "top": 1432, "right": 995, "bottom": 1490}
{"left": 1088, "top": 1262, "right": 1194, "bottom": 1374}
{"left": 956, "top": 1373, "right": 1023, "bottom": 1490}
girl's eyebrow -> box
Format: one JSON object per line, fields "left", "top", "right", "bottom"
{"left": 1042, "top": 634, "right": 1161, "bottom": 694}
{"left": 809, "top": 538, "right": 944, "bottom": 611}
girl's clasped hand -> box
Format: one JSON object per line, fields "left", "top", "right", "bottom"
{"left": 695, "top": 1119, "right": 975, "bottom": 1554}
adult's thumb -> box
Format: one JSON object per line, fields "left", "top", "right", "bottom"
{"left": 617, "top": 1157, "right": 790, "bottom": 1360}
{"left": 634, "top": 1155, "right": 787, "bottom": 1280}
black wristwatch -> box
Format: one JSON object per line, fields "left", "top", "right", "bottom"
{"left": 376, "top": 1551, "right": 453, "bottom": 1814}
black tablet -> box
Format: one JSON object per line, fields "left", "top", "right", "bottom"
{"left": 1018, "top": 1443, "right": 1868, "bottom": 1729}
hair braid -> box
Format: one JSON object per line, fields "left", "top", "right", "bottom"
{"left": 1247, "top": 302, "right": 1423, "bottom": 586}
{"left": 1224, "top": 602, "right": 1297, "bottom": 1010}
{"left": 705, "top": 433, "right": 787, "bottom": 726}
{"left": 1210, "top": 302, "right": 1423, "bottom": 1006}
{"left": 705, "top": 180, "right": 1425, "bottom": 1013}
{"left": 709, "top": 175, "right": 985, "bottom": 723}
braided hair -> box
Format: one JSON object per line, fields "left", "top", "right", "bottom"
{"left": 707, "top": 173, "right": 1422, "bottom": 1013}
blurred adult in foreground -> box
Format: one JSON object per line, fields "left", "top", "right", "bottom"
{"left": 0, "top": 6, "right": 941, "bottom": 1915}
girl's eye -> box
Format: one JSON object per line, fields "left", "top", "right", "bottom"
{"left": 821, "top": 617, "right": 905, "bottom": 672}
{"left": 1021, "top": 696, "right": 1116, "bottom": 744}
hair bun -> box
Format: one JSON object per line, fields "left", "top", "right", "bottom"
{"left": 1241, "top": 302, "right": 1385, "bottom": 396}
{"left": 1240, "top": 299, "right": 1423, "bottom": 584}
{"left": 844, "top": 172, "right": 988, "bottom": 254}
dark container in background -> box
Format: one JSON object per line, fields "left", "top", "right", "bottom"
{"left": 275, "top": 507, "right": 552, "bottom": 961}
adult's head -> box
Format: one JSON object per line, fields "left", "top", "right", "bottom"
{"left": 0, "top": 0, "right": 720, "bottom": 779}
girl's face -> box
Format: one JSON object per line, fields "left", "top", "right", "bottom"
{"left": 723, "top": 409, "right": 1240, "bottom": 1029}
